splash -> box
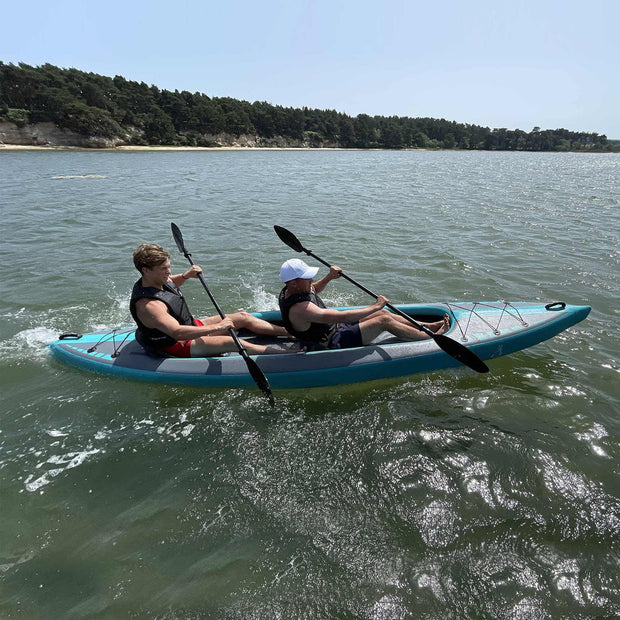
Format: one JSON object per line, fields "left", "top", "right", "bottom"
{"left": 0, "top": 326, "right": 60, "bottom": 361}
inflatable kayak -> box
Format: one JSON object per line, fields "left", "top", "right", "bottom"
{"left": 49, "top": 301, "right": 590, "bottom": 389}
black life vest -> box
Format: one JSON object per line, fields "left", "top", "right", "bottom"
{"left": 130, "top": 279, "right": 195, "bottom": 349}
{"left": 278, "top": 287, "right": 334, "bottom": 348}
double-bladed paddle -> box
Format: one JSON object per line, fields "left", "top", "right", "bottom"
{"left": 171, "top": 222, "right": 275, "bottom": 406}
{"left": 274, "top": 225, "right": 489, "bottom": 374}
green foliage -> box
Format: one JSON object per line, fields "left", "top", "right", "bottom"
{"left": 0, "top": 61, "right": 615, "bottom": 151}
{"left": 142, "top": 106, "right": 177, "bottom": 144}
{"left": 4, "top": 108, "right": 30, "bottom": 127}
{"left": 58, "top": 101, "right": 123, "bottom": 138}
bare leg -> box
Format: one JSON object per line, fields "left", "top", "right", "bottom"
{"left": 361, "top": 310, "right": 449, "bottom": 333}
{"left": 359, "top": 313, "right": 450, "bottom": 345}
{"left": 200, "top": 312, "right": 289, "bottom": 337}
{"left": 190, "top": 335, "right": 290, "bottom": 357}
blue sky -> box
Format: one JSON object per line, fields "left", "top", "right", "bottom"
{"left": 2, "top": 0, "right": 619, "bottom": 137}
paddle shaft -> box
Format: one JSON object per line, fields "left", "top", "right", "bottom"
{"left": 179, "top": 250, "right": 248, "bottom": 352}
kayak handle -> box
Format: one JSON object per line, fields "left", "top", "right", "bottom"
{"left": 545, "top": 302, "right": 566, "bottom": 311}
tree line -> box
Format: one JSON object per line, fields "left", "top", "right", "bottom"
{"left": 0, "top": 62, "right": 614, "bottom": 151}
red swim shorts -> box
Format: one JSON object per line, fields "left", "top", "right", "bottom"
{"left": 159, "top": 319, "right": 204, "bottom": 358}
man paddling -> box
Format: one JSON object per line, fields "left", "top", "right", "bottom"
{"left": 278, "top": 258, "right": 449, "bottom": 350}
{"left": 131, "top": 243, "right": 290, "bottom": 357}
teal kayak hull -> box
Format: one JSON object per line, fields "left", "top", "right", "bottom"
{"left": 49, "top": 301, "right": 590, "bottom": 389}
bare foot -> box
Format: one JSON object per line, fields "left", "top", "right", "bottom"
{"left": 424, "top": 315, "right": 448, "bottom": 333}
{"left": 424, "top": 314, "right": 450, "bottom": 334}
{"left": 436, "top": 314, "right": 450, "bottom": 335}
{"left": 264, "top": 345, "right": 293, "bottom": 354}
{"left": 263, "top": 342, "right": 306, "bottom": 354}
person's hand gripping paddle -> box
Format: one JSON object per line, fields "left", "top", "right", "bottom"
{"left": 171, "top": 223, "right": 275, "bottom": 406}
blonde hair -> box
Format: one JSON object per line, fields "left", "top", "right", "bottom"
{"left": 133, "top": 243, "right": 170, "bottom": 273}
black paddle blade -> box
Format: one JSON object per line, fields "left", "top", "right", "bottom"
{"left": 170, "top": 222, "right": 187, "bottom": 255}
{"left": 245, "top": 356, "right": 275, "bottom": 406}
{"left": 274, "top": 225, "right": 304, "bottom": 253}
{"left": 433, "top": 334, "right": 489, "bottom": 373}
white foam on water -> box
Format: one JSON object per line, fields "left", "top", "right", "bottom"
{"left": 0, "top": 326, "right": 60, "bottom": 361}
{"left": 19, "top": 326, "right": 59, "bottom": 346}
{"left": 46, "top": 429, "right": 68, "bottom": 438}
{"left": 240, "top": 272, "right": 358, "bottom": 315}
{"left": 24, "top": 448, "right": 101, "bottom": 493}
{"left": 250, "top": 286, "right": 280, "bottom": 312}
{"left": 181, "top": 424, "right": 195, "bottom": 437}
{"left": 51, "top": 174, "right": 107, "bottom": 179}
{"left": 0, "top": 550, "right": 36, "bottom": 574}
{"left": 24, "top": 469, "right": 63, "bottom": 493}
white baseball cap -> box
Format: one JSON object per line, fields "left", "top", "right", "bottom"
{"left": 280, "top": 258, "right": 319, "bottom": 282}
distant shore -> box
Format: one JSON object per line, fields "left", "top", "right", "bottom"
{"left": 0, "top": 144, "right": 347, "bottom": 152}
{"left": 1, "top": 143, "right": 616, "bottom": 154}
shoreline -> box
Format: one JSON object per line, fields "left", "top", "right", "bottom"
{"left": 0, "top": 144, "right": 349, "bottom": 152}
{"left": 0, "top": 144, "right": 615, "bottom": 154}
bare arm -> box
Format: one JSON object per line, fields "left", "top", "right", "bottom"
{"left": 312, "top": 266, "right": 342, "bottom": 294}
{"left": 136, "top": 298, "right": 232, "bottom": 340}
{"left": 289, "top": 296, "right": 388, "bottom": 329}
{"left": 170, "top": 264, "right": 203, "bottom": 287}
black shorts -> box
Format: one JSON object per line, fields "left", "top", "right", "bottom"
{"left": 329, "top": 323, "right": 363, "bottom": 349}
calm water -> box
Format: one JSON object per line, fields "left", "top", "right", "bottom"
{"left": 0, "top": 149, "right": 618, "bottom": 618}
